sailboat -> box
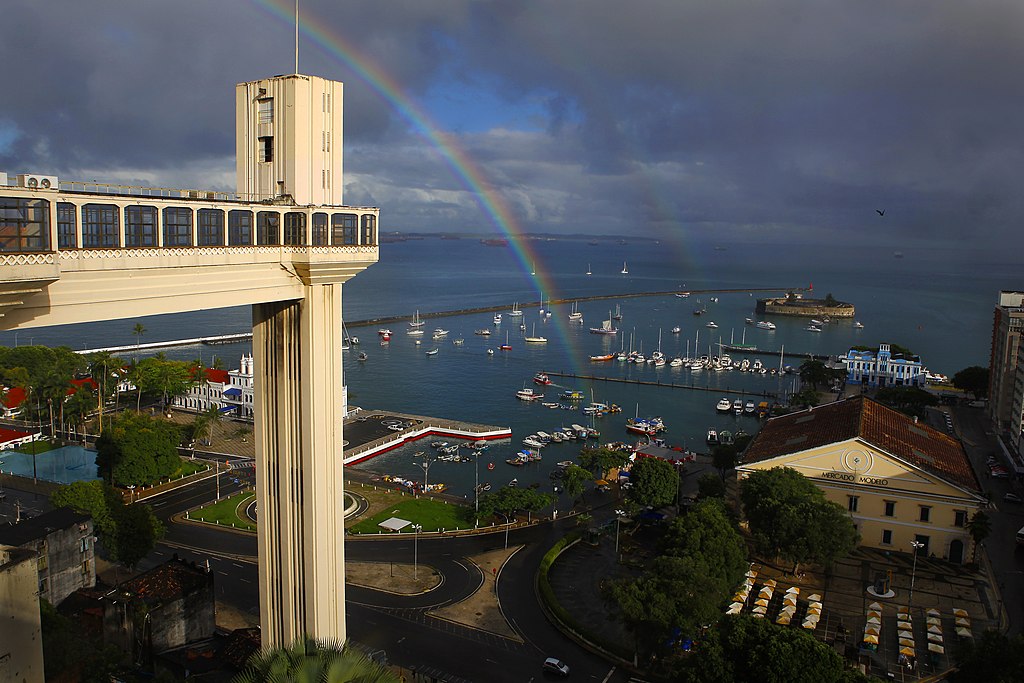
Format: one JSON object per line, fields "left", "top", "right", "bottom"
{"left": 589, "top": 311, "right": 618, "bottom": 335}
{"left": 530, "top": 261, "right": 536, "bottom": 276}
{"left": 621, "top": 261, "right": 629, "bottom": 274}
{"left": 509, "top": 302, "right": 523, "bottom": 317}
{"left": 612, "top": 303, "right": 622, "bottom": 321}
{"left": 586, "top": 263, "right": 592, "bottom": 276}
{"left": 500, "top": 331, "right": 512, "bottom": 351}
{"left": 525, "top": 323, "right": 547, "bottom": 343}
{"left": 568, "top": 301, "right": 583, "bottom": 322}
{"left": 409, "top": 310, "right": 424, "bottom": 328}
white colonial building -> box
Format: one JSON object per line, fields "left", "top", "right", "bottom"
{"left": 843, "top": 342, "right": 925, "bottom": 388}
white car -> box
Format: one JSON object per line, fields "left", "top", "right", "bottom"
{"left": 1004, "top": 492, "right": 1022, "bottom": 504}
{"left": 543, "top": 657, "right": 570, "bottom": 677}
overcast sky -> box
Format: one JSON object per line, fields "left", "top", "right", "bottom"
{"left": 1, "top": 1, "right": 1022, "bottom": 249}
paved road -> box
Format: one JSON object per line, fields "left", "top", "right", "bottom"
{"left": 140, "top": 474, "right": 629, "bottom": 682}
{"left": 949, "top": 403, "right": 1024, "bottom": 634}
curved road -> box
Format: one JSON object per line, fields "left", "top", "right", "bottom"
{"left": 144, "top": 475, "right": 628, "bottom": 682}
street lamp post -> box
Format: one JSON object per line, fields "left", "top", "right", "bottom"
{"left": 614, "top": 509, "right": 626, "bottom": 558}
{"left": 499, "top": 512, "right": 510, "bottom": 549}
{"left": 412, "top": 524, "right": 422, "bottom": 579}
{"left": 908, "top": 539, "right": 925, "bottom": 608}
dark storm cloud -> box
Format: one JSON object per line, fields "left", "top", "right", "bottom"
{"left": 1, "top": 1, "right": 1021, "bottom": 247}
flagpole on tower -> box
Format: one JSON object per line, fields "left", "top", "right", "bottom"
{"left": 295, "top": 0, "right": 299, "bottom": 74}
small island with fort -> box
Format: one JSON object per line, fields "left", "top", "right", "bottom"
{"left": 756, "top": 290, "right": 855, "bottom": 318}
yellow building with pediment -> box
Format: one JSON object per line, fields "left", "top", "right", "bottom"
{"left": 737, "top": 396, "right": 986, "bottom": 564}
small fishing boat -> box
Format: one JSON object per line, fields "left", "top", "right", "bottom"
{"left": 493, "top": 313, "right": 502, "bottom": 325}
{"left": 487, "top": 348, "right": 495, "bottom": 355}
{"left": 426, "top": 348, "right": 439, "bottom": 356}
{"left": 590, "top": 353, "right": 616, "bottom": 361}
{"left": 357, "top": 352, "right": 368, "bottom": 361}
{"left": 671, "top": 326, "right": 681, "bottom": 334}
{"left": 534, "top": 372, "right": 553, "bottom": 385}
{"left": 487, "top": 462, "right": 495, "bottom": 470}
{"left": 716, "top": 397, "right": 732, "bottom": 413}
{"left": 733, "top": 399, "right": 743, "bottom": 415}
{"left": 589, "top": 311, "right": 618, "bottom": 335}
{"left": 755, "top": 321, "right": 776, "bottom": 330}
{"left": 378, "top": 329, "right": 391, "bottom": 341}
{"left": 706, "top": 321, "right": 718, "bottom": 328}
{"left": 432, "top": 328, "right": 449, "bottom": 339}
{"left": 806, "top": 325, "right": 822, "bottom": 332}
{"left": 706, "top": 429, "right": 719, "bottom": 445}
{"left": 517, "top": 387, "right": 544, "bottom": 401}
{"left": 744, "top": 401, "right": 756, "bottom": 415}
{"left": 475, "top": 328, "right": 491, "bottom": 336}
{"left": 853, "top": 321, "right": 865, "bottom": 329}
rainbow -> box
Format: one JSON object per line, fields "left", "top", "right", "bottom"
{"left": 252, "top": 0, "right": 589, "bottom": 364}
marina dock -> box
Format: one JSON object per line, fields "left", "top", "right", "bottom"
{"left": 541, "top": 371, "right": 781, "bottom": 398}
{"left": 342, "top": 410, "right": 511, "bottom": 466}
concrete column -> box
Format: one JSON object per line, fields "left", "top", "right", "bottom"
{"left": 252, "top": 282, "right": 346, "bottom": 647}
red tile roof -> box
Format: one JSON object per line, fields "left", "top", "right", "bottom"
{"left": 743, "top": 395, "right": 981, "bottom": 493}
{"left": 0, "top": 427, "right": 31, "bottom": 444}
{"left": 204, "top": 369, "right": 230, "bottom": 384}
{"left": 69, "top": 377, "right": 98, "bottom": 395}
{"left": 2, "top": 386, "right": 26, "bottom": 409}
{"left": 118, "top": 556, "right": 211, "bottom": 604}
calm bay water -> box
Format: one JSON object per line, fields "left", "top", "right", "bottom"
{"left": 0, "top": 238, "right": 1015, "bottom": 501}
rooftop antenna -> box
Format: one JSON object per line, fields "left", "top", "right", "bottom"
{"left": 294, "top": 0, "right": 299, "bottom": 74}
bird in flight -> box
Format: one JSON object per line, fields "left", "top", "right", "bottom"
{"left": 876, "top": 209, "right": 885, "bottom": 216}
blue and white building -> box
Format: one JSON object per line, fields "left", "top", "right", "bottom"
{"left": 843, "top": 343, "right": 925, "bottom": 388}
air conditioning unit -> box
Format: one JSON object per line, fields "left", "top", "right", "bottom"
{"left": 17, "top": 174, "right": 59, "bottom": 190}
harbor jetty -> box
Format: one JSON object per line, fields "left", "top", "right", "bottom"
{"left": 542, "top": 371, "right": 781, "bottom": 398}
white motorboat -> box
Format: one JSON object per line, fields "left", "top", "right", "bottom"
{"left": 706, "top": 321, "right": 718, "bottom": 328}
{"left": 407, "top": 327, "right": 424, "bottom": 336}
{"left": 745, "top": 401, "right": 756, "bottom": 415}
{"left": 671, "top": 326, "right": 681, "bottom": 334}
{"left": 432, "top": 328, "right": 449, "bottom": 339}
{"left": 493, "top": 313, "right": 502, "bottom": 325}
{"left": 806, "top": 325, "right": 822, "bottom": 332}
{"left": 755, "top": 321, "right": 776, "bottom": 330}
{"left": 733, "top": 399, "right": 743, "bottom": 414}
{"left": 426, "top": 348, "right": 439, "bottom": 356}
{"left": 517, "top": 388, "right": 544, "bottom": 401}
{"left": 854, "top": 321, "right": 865, "bottom": 329}
{"left": 716, "top": 397, "right": 732, "bottom": 413}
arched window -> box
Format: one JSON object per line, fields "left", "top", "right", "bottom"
{"left": 163, "top": 207, "right": 193, "bottom": 247}
{"left": 82, "top": 204, "right": 119, "bottom": 248}
{"left": 257, "top": 211, "right": 280, "bottom": 245}
{"left": 228, "top": 210, "right": 253, "bottom": 245}
{"left": 125, "top": 206, "right": 158, "bottom": 247}
{"left": 198, "top": 209, "right": 225, "bottom": 246}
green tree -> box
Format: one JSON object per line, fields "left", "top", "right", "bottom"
{"left": 40, "top": 599, "right": 123, "bottom": 681}
{"left": 233, "top": 635, "right": 400, "bottom": 683}
{"left": 86, "top": 351, "right": 120, "bottom": 432}
{"left": 561, "top": 464, "right": 590, "bottom": 499}
{"left": 63, "top": 383, "right": 95, "bottom": 441}
{"left": 696, "top": 472, "right": 726, "bottom": 499}
{"left": 628, "top": 456, "right": 679, "bottom": 508}
{"left": 953, "top": 366, "right": 990, "bottom": 400}
{"left": 115, "top": 501, "right": 165, "bottom": 568}
{"left": 50, "top": 480, "right": 164, "bottom": 567}
{"left": 712, "top": 443, "right": 739, "bottom": 479}
{"left": 741, "top": 467, "right": 859, "bottom": 573}
{"left": 577, "top": 446, "right": 630, "bottom": 479}
{"left": 790, "top": 387, "right": 820, "bottom": 409}
{"left": 676, "top": 615, "right": 868, "bottom": 683}
{"left": 875, "top": 386, "right": 938, "bottom": 418}
{"left": 967, "top": 511, "right": 992, "bottom": 563}
{"left": 799, "top": 359, "right": 833, "bottom": 390}
{"left": 476, "top": 486, "right": 555, "bottom": 521}
{"left": 132, "top": 322, "right": 146, "bottom": 360}
{"left": 949, "top": 629, "right": 1024, "bottom": 683}
{"left": 662, "top": 499, "right": 747, "bottom": 585}
{"left": 96, "top": 410, "right": 183, "bottom": 486}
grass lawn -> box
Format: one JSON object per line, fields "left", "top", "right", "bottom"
{"left": 191, "top": 491, "right": 256, "bottom": 531}
{"left": 348, "top": 497, "right": 474, "bottom": 535}
{"left": 176, "top": 458, "right": 211, "bottom": 477}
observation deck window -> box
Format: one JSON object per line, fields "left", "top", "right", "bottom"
{"left": 361, "top": 214, "right": 376, "bottom": 246}
{"left": 0, "top": 197, "right": 49, "bottom": 252}
{"left": 198, "top": 209, "right": 224, "bottom": 246}
{"left": 312, "top": 212, "right": 328, "bottom": 246}
{"left": 284, "top": 212, "right": 306, "bottom": 246}
{"left": 257, "top": 211, "right": 280, "bottom": 245}
{"left": 82, "top": 204, "right": 119, "bottom": 249}
{"left": 332, "top": 213, "right": 357, "bottom": 246}
{"left": 228, "top": 210, "right": 253, "bottom": 245}
{"left": 125, "top": 206, "right": 158, "bottom": 247}
{"left": 57, "top": 202, "right": 77, "bottom": 249}
{"left": 163, "top": 207, "right": 193, "bottom": 247}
